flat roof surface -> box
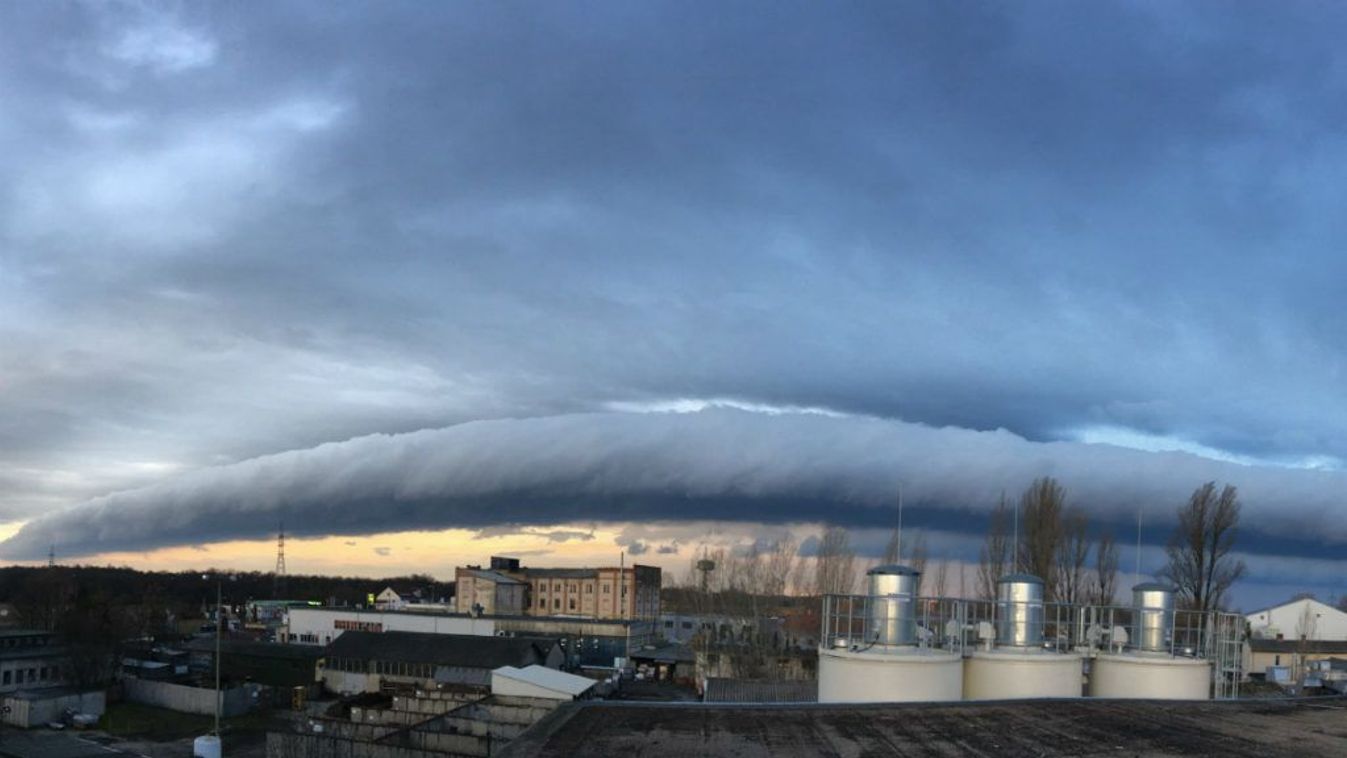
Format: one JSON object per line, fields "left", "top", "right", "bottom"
{"left": 500, "top": 697, "right": 1347, "bottom": 757}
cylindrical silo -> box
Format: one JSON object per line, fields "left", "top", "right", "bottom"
{"left": 963, "top": 573, "right": 1083, "bottom": 700}
{"left": 1087, "top": 583, "right": 1210, "bottom": 699}
{"left": 818, "top": 564, "right": 964, "bottom": 702}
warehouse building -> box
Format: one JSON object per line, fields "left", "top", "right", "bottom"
{"left": 323, "top": 631, "right": 563, "bottom": 695}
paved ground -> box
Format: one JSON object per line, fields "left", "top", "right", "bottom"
{"left": 0, "top": 727, "right": 266, "bottom": 758}
{"left": 501, "top": 697, "right": 1347, "bottom": 757}
{"left": 0, "top": 729, "right": 139, "bottom": 758}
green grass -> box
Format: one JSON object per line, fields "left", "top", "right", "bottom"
{"left": 98, "top": 702, "right": 279, "bottom": 741}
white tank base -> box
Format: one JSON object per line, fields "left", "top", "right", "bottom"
{"left": 193, "top": 735, "right": 222, "bottom": 758}
{"left": 963, "top": 649, "right": 1084, "bottom": 700}
{"left": 1089, "top": 652, "right": 1210, "bottom": 699}
{"left": 818, "top": 646, "right": 963, "bottom": 703}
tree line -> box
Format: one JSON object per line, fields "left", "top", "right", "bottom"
{"left": 669, "top": 477, "right": 1247, "bottom": 613}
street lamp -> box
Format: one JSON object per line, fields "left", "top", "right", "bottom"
{"left": 202, "top": 573, "right": 236, "bottom": 739}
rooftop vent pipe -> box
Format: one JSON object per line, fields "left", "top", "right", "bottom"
{"left": 865, "top": 565, "right": 919, "bottom": 646}
{"left": 1131, "top": 582, "right": 1176, "bottom": 653}
{"left": 995, "top": 573, "right": 1045, "bottom": 648}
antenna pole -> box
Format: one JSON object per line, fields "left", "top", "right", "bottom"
{"left": 1135, "top": 507, "right": 1143, "bottom": 586}
{"left": 1013, "top": 494, "right": 1019, "bottom": 573}
{"left": 896, "top": 484, "right": 904, "bottom": 564}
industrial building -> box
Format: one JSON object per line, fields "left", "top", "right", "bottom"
{"left": 283, "top": 605, "right": 658, "bottom": 668}
{"left": 455, "top": 556, "right": 661, "bottom": 620}
{"left": 0, "top": 630, "right": 69, "bottom": 693}
{"left": 322, "top": 630, "right": 564, "bottom": 695}
{"left": 1246, "top": 596, "right": 1347, "bottom": 641}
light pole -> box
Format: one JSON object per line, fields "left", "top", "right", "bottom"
{"left": 203, "top": 573, "right": 234, "bottom": 739}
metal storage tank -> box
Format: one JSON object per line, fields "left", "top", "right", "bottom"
{"left": 818, "top": 565, "right": 963, "bottom": 703}
{"left": 1088, "top": 583, "right": 1210, "bottom": 700}
{"left": 963, "top": 573, "right": 1083, "bottom": 700}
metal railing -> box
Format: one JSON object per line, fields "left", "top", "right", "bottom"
{"left": 821, "top": 594, "right": 1244, "bottom": 698}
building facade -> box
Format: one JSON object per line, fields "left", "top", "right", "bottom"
{"left": 454, "top": 558, "right": 661, "bottom": 621}
{"left": 0, "top": 630, "right": 68, "bottom": 693}
{"left": 323, "top": 631, "right": 563, "bottom": 695}
{"left": 454, "top": 570, "right": 527, "bottom": 615}
{"left": 1246, "top": 597, "right": 1347, "bottom": 641}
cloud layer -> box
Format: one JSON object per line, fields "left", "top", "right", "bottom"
{"left": 2, "top": 2, "right": 1347, "bottom": 601}
{"left": 5, "top": 408, "right": 1343, "bottom": 561}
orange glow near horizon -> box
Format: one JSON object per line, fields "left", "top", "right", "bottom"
{"left": 26, "top": 524, "right": 699, "bottom": 580}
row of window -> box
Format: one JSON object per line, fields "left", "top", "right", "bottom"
{"left": 1, "top": 665, "right": 57, "bottom": 686}
{"left": 328, "top": 657, "right": 436, "bottom": 679}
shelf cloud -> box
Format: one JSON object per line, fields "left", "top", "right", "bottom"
{"left": 4, "top": 408, "right": 1344, "bottom": 561}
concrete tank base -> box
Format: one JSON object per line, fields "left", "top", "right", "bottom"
{"left": 1089, "top": 652, "right": 1210, "bottom": 699}
{"left": 818, "top": 646, "right": 963, "bottom": 703}
{"left": 963, "top": 649, "right": 1084, "bottom": 700}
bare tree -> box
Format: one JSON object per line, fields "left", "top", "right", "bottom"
{"left": 977, "top": 494, "right": 1012, "bottom": 601}
{"left": 814, "top": 527, "right": 858, "bottom": 595}
{"left": 1092, "top": 529, "right": 1119, "bottom": 605}
{"left": 929, "top": 559, "right": 949, "bottom": 598}
{"left": 1053, "top": 507, "right": 1090, "bottom": 605}
{"left": 1019, "top": 477, "right": 1067, "bottom": 598}
{"left": 763, "top": 536, "right": 799, "bottom": 597}
{"left": 1160, "top": 482, "right": 1247, "bottom": 612}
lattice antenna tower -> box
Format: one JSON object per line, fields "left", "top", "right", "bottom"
{"left": 48, "top": 545, "right": 55, "bottom": 568}
{"left": 273, "top": 521, "right": 287, "bottom": 598}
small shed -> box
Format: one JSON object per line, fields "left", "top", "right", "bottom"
{"left": 492, "top": 665, "right": 596, "bottom": 700}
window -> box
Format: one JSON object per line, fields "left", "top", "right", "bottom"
{"left": 603, "top": 585, "right": 610, "bottom": 594}
{"left": 664, "top": 621, "right": 673, "bottom": 628}
{"left": 569, "top": 599, "right": 576, "bottom": 610}
{"left": 681, "top": 621, "right": 692, "bottom": 630}
{"left": 39, "top": 667, "right": 48, "bottom": 680}
{"left": 2, "top": 671, "right": 9, "bottom": 685}
{"left": 554, "top": 599, "right": 560, "bottom": 609}
{"left": 586, "top": 585, "right": 593, "bottom": 594}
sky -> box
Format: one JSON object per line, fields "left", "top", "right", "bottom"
{"left": 3, "top": 1, "right": 1347, "bottom": 609}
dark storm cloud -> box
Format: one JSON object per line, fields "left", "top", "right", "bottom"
{"left": 3, "top": 1, "right": 1347, "bottom": 579}
{"left": 5, "top": 408, "right": 1347, "bottom": 561}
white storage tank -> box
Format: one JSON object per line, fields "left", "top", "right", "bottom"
{"left": 193, "top": 735, "right": 222, "bottom": 758}
{"left": 963, "top": 573, "right": 1083, "bottom": 700}
{"left": 1088, "top": 583, "right": 1210, "bottom": 700}
{"left": 818, "top": 565, "right": 963, "bottom": 703}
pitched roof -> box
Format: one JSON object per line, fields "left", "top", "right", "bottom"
{"left": 327, "top": 631, "right": 558, "bottom": 669}
{"left": 492, "top": 665, "right": 595, "bottom": 697}
{"left": 184, "top": 638, "right": 325, "bottom": 662}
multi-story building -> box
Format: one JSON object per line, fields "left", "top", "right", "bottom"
{"left": 454, "top": 556, "right": 660, "bottom": 621}
{"left": 454, "top": 569, "right": 527, "bottom": 616}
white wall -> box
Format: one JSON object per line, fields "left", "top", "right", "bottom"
{"left": 1247, "top": 598, "right": 1347, "bottom": 641}
{"left": 284, "top": 608, "right": 496, "bottom": 645}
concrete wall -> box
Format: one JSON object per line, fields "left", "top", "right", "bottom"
{"left": 123, "top": 678, "right": 252, "bottom": 717}
{"left": 2, "top": 690, "right": 105, "bottom": 728}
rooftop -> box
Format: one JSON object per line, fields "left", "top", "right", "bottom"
{"left": 499, "top": 698, "right": 1347, "bottom": 757}
{"left": 327, "top": 631, "right": 559, "bottom": 669}
{"left": 183, "top": 638, "right": 326, "bottom": 661}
